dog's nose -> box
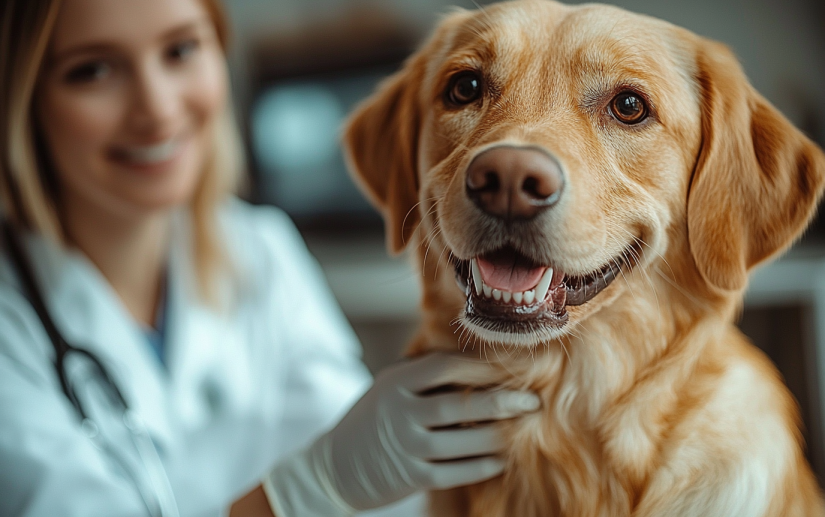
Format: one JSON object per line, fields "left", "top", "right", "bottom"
{"left": 466, "top": 146, "right": 564, "bottom": 220}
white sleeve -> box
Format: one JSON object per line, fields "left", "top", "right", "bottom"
{"left": 0, "top": 297, "right": 147, "bottom": 517}
{"left": 248, "top": 206, "right": 373, "bottom": 456}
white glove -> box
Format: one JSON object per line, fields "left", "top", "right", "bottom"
{"left": 262, "top": 353, "right": 541, "bottom": 516}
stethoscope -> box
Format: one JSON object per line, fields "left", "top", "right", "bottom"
{"left": 2, "top": 222, "right": 180, "bottom": 517}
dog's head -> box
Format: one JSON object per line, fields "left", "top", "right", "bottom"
{"left": 343, "top": 0, "right": 825, "bottom": 347}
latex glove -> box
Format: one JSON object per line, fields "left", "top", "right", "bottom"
{"left": 262, "top": 353, "right": 541, "bottom": 516}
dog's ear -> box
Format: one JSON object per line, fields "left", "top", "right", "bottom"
{"left": 687, "top": 40, "right": 825, "bottom": 291}
{"left": 342, "top": 56, "right": 424, "bottom": 254}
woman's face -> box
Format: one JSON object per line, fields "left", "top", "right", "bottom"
{"left": 36, "top": 0, "right": 227, "bottom": 221}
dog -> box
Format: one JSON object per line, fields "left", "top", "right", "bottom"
{"left": 343, "top": 1, "right": 825, "bottom": 515}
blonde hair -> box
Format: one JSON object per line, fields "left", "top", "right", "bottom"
{"left": 0, "top": 0, "right": 244, "bottom": 302}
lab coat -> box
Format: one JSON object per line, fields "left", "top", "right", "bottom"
{"left": 0, "top": 200, "right": 373, "bottom": 516}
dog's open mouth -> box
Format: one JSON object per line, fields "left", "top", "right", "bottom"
{"left": 451, "top": 245, "right": 638, "bottom": 334}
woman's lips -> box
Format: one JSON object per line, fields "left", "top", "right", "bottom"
{"left": 108, "top": 137, "right": 187, "bottom": 170}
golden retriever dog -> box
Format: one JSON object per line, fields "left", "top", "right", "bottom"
{"left": 343, "top": 1, "right": 825, "bottom": 515}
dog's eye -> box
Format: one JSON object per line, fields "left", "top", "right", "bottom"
{"left": 610, "top": 92, "right": 648, "bottom": 124}
{"left": 446, "top": 72, "right": 483, "bottom": 106}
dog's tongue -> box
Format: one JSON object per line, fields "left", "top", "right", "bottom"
{"left": 477, "top": 251, "right": 546, "bottom": 292}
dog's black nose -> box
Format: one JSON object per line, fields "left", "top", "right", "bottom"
{"left": 465, "top": 146, "right": 564, "bottom": 221}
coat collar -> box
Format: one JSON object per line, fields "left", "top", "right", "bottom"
{"left": 22, "top": 215, "right": 234, "bottom": 453}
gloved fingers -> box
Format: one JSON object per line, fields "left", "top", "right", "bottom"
{"left": 411, "top": 389, "right": 541, "bottom": 427}
{"left": 405, "top": 424, "right": 506, "bottom": 461}
{"left": 389, "top": 353, "right": 506, "bottom": 392}
{"left": 415, "top": 456, "right": 506, "bottom": 490}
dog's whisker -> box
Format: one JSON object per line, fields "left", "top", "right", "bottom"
{"left": 610, "top": 227, "right": 684, "bottom": 312}
{"left": 482, "top": 341, "right": 491, "bottom": 364}
{"left": 619, "top": 227, "right": 678, "bottom": 285}
{"left": 400, "top": 199, "right": 426, "bottom": 249}
{"left": 603, "top": 231, "right": 637, "bottom": 295}
{"left": 604, "top": 225, "right": 663, "bottom": 312}
{"left": 435, "top": 235, "right": 453, "bottom": 274}
{"left": 420, "top": 221, "right": 444, "bottom": 276}
{"left": 410, "top": 197, "right": 440, "bottom": 233}
{"left": 560, "top": 341, "right": 572, "bottom": 364}
{"left": 654, "top": 266, "right": 705, "bottom": 307}
{"left": 634, "top": 254, "right": 662, "bottom": 314}
{"left": 597, "top": 231, "right": 635, "bottom": 305}
{"left": 406, "top": 197, "right": 444, "bottom": 256}
{"left": 425, "top": 231, "right": 447, "bottom": 278}
{"left": 421, "top": 226, "right": 441, "bottom": 266}
{"left": 468, "top": 0, "right": 497, "bottom": 36}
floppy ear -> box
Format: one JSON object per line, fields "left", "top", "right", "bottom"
{"left": 687, "top": 40, "right": 825, "bottom": 291}
{"left": 342, "top": 57, "right": 424, "bottom": 254}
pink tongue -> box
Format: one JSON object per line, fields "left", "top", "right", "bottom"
{"left": 477, "top": 257, "right": 546, "bottom": 292}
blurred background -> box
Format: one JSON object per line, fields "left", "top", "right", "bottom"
{"left": 220, "top": 0, "right": 825, "bottom": 502}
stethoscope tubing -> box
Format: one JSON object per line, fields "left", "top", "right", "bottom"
{"left": 1, "top": 221, "right": 180, "bottom": 517}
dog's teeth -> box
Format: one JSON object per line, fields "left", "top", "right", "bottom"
{"left": 492, "top": 289, "right": 502, "bottom": 301}
{"left": 483, "top": 284, "right": 492, "bottom": 298}
{"left": 524, "top": 290, "right": 535, "bottom": 304}
{"left": 502, "top": 291, "right": 512, "bottom": 303}
{"left": 471, "top": 259, "right": 482, "bottom": 295}
{"left": 513, "top": 291, "right": 523, "bottom": 304}
{"left": 534, "top": 268, "right": 554, "bottom": 302}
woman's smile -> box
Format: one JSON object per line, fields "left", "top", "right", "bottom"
{"left": 108, "top": 135, "right": 192, "bottom": 173}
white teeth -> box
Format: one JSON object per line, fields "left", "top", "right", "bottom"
{"left": 471, "top": 259, "right": 482, "bottom": 296}
{"left": 534, "top": 268, "right": 554, "bottom": 303}
{"left": 120, "top": 140, "right": 178, "bottom": 164}
{"left": 471, "top": 260, "right": 545, "bottom": 306}
{"left": 523, "top": 290, "right": 535, "bottom": 304}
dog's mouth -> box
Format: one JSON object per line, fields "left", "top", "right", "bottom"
{"left": 451, "top": 245, "right": 638, "bottom": 334}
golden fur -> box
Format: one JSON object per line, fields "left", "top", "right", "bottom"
{"left": 343, "top": 1, "right": 825, "bottom": 515}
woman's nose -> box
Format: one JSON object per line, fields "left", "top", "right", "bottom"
{"left": 128, "top": 63, "right": 180, "bottom": 133}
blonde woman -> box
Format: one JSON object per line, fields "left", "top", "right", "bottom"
{"left": 0, "top": 0, "right": 541, "bottom": 515}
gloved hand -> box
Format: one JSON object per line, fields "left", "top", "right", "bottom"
{"left": 261, "top": 353, "right": 541, "bottom": 517}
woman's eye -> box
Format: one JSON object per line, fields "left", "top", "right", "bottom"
{"left": 167, "top": 39, "right": 200, "bottom": 61}
{"left": 65, "top": 61, "right": 111, "bottom": 84}
{"left": 445, "top": 71, "right": 483, "bottom": 107}
{"left": 610, "top": 91, "right": 648, "bottom": 124}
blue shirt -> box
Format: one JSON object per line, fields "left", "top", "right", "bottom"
{"left": 142, "top": 277, "right": 168, "bottom": 366}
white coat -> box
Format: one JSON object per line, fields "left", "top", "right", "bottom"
{"left": 0, "top": 200, "right": 373, "bottom": 516}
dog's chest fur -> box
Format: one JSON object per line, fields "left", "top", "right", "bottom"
{"left": 413, "top": 255, "right": 784, "bottom": 517}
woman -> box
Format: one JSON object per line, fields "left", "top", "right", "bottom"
{"left": 0, "top": 0, "right": 541, "bottom": 515}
